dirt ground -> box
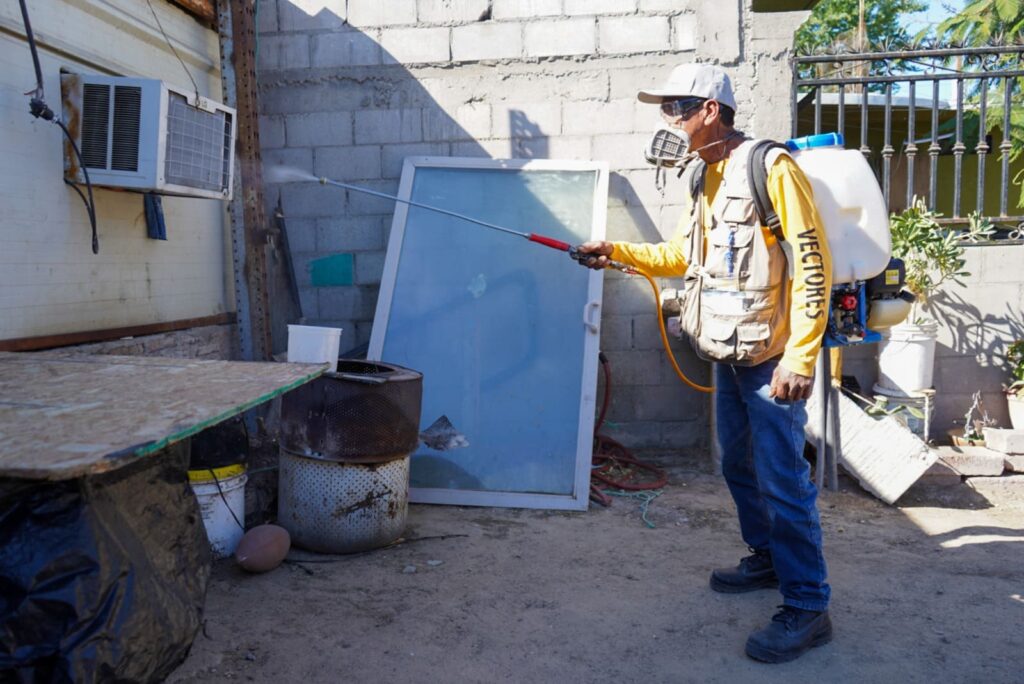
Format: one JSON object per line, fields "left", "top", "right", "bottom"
{"left": 170, "top": 454, "right": 1024, "bottom": 684}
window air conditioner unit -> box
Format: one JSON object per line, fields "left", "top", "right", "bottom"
{"left": 60, "top": 74, "right": 236, "bottom": 200}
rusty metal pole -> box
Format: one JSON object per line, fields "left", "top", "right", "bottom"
{"left": 217, "top": 0, "right": 272, "bottom": 361}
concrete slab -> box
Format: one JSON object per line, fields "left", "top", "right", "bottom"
{"left": 967, "top": 474, "right": 1024, "bottom": 501}
{"left": 1004, "top": 455, "right": 1024, "bottom": 473}
{"left": 806, "top": 389, "right": 936, "bottom": 504}
{"left": 918, "top": 460, "right": 963, "bottom": 487}
{"left": 983, "top": 427, "right": 1024, "bottom": 455}
{"left": 935, "top": 445, "right": 1006, "bottom": 476}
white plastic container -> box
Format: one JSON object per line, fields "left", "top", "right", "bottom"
{"left": 787, "top": 133, "right": 891, "bottom": 285}
{"left": 189, "top": 466, "right": 247, "bottom": 559}
{"left": 287, "top": 324, "right": 342, "bottom": 372}
{"left": 1008, "top": 395, "right": 1024, "bottom": 430}
{"left": 876, "top": 321, "right": 939, "bottom": 395}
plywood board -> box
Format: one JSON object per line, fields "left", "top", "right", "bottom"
{"left": 0, "top": 352, "right": 325, "bottom": 480}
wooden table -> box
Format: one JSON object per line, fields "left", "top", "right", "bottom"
{"left": 0, "top": 351, "right": 326, "bottom": 480}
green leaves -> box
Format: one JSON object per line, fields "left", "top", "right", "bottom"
{"left": 933, "top": 0, "right": 1024, "bottom": 44}
{"left": 888, "top": 199, "right": 992, "bottom": 311}
{"left": 1007, "top": 340, "right": 1024, "bottom": 388}
{"left": 795, "top": 0, "right": 929, "bottom": 61}
{"left": 994, "top": 0, "right": 1022, "bottom": 22}
{"left": 866, "top": 396, "right": 926, "bottom": 419}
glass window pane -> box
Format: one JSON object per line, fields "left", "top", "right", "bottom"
{"left": 373, "top": 162, "right": 604, "bottom": 504}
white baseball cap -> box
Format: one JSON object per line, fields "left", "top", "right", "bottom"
{"left": 637, "top": 63, "right": 737, "bottom": 112}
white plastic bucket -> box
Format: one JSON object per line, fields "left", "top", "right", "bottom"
{"left": 1009, "top": 395, "right": 1024, "bottom": 430}
{"left": 876, "top": 322, "right": 939, "bottom": 395}
{"left": 789, "top": 134, "right": 891, "bottom": 284}
{"left": 189, "top": 466, "right": 247, "bottom": 559}
{"left": 287, "top": 324, "right": 342, "bottom": 372}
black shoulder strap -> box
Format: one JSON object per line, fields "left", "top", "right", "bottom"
{"left": 747, "top": 140, "right": 789, "bottom": 243}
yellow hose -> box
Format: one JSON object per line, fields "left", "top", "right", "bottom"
{"left": 633, "top": 268, "right": 713, "bottom": 394}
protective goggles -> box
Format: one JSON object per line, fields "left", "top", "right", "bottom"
{"left": 660, "top": 97, "right": 706, "bottom": 120}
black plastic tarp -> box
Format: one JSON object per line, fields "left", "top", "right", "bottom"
{"left": 0, "top": 442, "right": 211, "bottom": 683}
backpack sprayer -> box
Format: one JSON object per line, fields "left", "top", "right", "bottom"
{"left": 301, "top": 173, "right": 714, "bottom": 394}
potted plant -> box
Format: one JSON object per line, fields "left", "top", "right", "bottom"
{"left": 1005, "top": 340, "right": 1024, "bottom": 429}
{"left": 949, "top": 391, "right": 995, "bottom": 447}
{"left": 877, "top": 201, "right": 992, "bottom": 395}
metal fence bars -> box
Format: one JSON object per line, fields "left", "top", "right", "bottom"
{"left": 792, "top": 45, "right": 1024, "bottom": 231}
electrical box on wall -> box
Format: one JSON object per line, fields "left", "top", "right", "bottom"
{"left": 60, "top": 73, "right": 236, "bottom": 200}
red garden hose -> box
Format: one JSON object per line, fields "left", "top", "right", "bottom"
{"left": 590, "top": 352, "right": 668, "bottom": 506}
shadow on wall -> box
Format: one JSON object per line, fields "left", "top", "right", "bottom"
{"left": 258, "top": 2, "right": 668, "bottom": 350}
{"left": 509, "top": 110, "right": 547, "bottom": 159}
{"left": 259, "top": 3, "right": 635, "bottom": 339}
{"left": 927, "top": 286, "right": 1024, "bottom": 429}
{"left": 930, "top": 289, "right": 1024, "bottom": 362}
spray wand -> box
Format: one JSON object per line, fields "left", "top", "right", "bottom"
{"left": 317, "top": 176, "right": 638, "bottom": 274}
{"left": 314, "top": 175, "right": 712, "bottom": 393}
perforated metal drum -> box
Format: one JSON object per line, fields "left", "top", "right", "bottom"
{"left": 278, "top": 449, "right": 409, "bottom": 553}
{"left": 280, "top": 360, "right": 422, "bottom": 464}
{"left": 277, "top": 359, "right": 421, "bottom": 553}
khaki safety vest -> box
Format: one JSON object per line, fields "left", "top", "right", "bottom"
{"left": 676, "top": 139, "right": 791, "bottom": 366}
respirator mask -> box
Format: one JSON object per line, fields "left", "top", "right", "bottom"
{"left": 643, "top": 123, "right": 744, "bottom": 192}
{"left": 642, "top": 96, "right": 706, "bottom": 191}
{"left": 644, "top": 125, "right": 697, "bottom": 192}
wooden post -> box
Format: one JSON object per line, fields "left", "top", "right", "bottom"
{"left": 217, "top": 0, "right": 272, "bottom": 361}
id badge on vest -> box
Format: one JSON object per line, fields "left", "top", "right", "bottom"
{"left": 703, "top": 288, "right": 753, "bottom": 315}
{"left": 704, "top": 225, "right": 751, "bottom": 315}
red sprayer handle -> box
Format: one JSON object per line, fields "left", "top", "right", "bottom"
{"left": 529, "top": 232, "right": 636, "bottom": 274}
{"left": 527, "top": 233, "right": 572, "bottom": 251}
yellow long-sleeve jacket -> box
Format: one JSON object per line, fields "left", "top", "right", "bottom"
{"left": 611, "top": 154, "right": 833, "bottom": 377}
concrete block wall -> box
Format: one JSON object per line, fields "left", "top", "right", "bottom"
{"left": 841, "top": 244, "right": 1024, "bottom": 440}
{"left": 257, "top": 1, "right": 809, "bottom": 452}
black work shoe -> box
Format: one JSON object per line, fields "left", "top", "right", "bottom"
{"left": 745, "top": 605, "right": 833, "bottom": 663}
{"left": 709, "top": 548, "right": 778, "bottom": 593}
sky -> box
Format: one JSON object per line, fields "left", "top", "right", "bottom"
{"left": 901, "top": 0, "right": 961, "bottom": 36}
{"left": 900, "top": 0, "right": 965, "bottom": 101}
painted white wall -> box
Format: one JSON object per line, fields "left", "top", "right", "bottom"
{"left": 0, "top": 0, "right": 232, "bottom": 340}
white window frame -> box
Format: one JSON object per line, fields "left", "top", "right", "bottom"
{"left": 368, "top": 156, "right": 609, "bottom": 510}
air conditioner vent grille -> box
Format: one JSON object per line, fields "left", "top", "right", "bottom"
{"left": 111, "top": 85, "right": 141, "bottom": 172}
{"left": 81, "top": 84, "right": 110, "bottom": 169}
{"left": 62, "top": 74, "right": 236, "bottom": 199}
{"left": 164, "top": 92, "right": 231, "bottom": 193}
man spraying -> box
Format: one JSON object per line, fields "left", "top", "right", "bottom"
{"left": 577, "top": 63, "right": 833, "bottom": 664}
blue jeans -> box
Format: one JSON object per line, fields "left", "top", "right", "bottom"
{"left": 716, "top": 360, "right": 830, "bottom": 612}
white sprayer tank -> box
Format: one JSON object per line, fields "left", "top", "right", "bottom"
{"left": 787, "top": 133, "right": 891, "bottom": 284}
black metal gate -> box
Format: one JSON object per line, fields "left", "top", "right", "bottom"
{"left": 792, "top": 45, "right": 1024, "bottom": 232}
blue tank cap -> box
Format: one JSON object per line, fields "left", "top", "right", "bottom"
{"left": 785, "top": 132, "right": 845, "bottom": 151}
